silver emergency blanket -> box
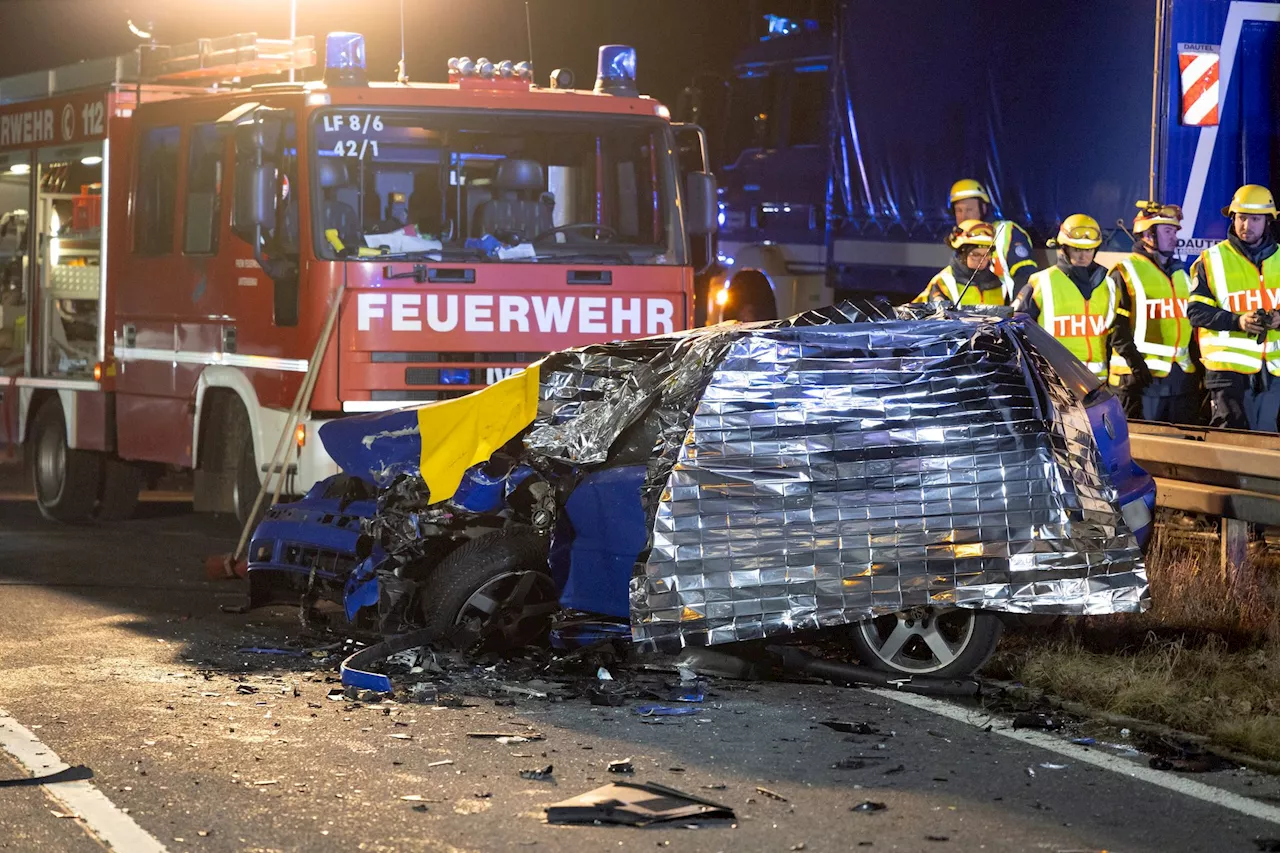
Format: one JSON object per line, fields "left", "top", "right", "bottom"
{"left": 526, "top": 308, "right": 1148, "bottom": 652}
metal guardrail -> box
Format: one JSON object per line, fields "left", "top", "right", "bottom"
{"left": 1128, "top": 421, "right": 1280, "bottom": 568}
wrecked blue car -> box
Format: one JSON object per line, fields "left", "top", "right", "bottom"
{"left": 246, "top": 302, "right": 1155, "bottom": 677}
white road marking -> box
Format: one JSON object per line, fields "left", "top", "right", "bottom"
{"left": 0, "top": 709, "right": 168, "bottom": 852}
{"left": 876, "top": 689, "right": 1280, "bottom": 826}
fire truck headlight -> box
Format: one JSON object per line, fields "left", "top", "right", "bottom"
{"left": 294, "top": 423, "right": 306, "bottom": 449}
{"left": 715, "top": 288, "right": 731, "bottom": 307}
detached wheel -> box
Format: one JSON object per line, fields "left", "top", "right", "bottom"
{"left": 418, "top": 529, "right": 558, "bottom": 649}
{"left": 849, "top": 607, "right": 1003, "bottom": 678}
{"left": 31, "top": 399, "right": 100, "bottom": 524}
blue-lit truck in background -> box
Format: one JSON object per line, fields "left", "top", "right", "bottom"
{"left": 688, "top": 0, "right": 1280, "bottom": 323}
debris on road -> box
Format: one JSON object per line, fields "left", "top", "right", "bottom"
{"left": 1012, "top": 713, "right": 1061, "bottom": 731}
{"left": 756, "top": 786, "right": 788, "bottom": 802}
{"left": 588, "top": 683, "right": 628, "bottom": 706}
{"left": 851, "top": 801, "right": 887, "bottom": 813}
{"left": 821, "top": 720, "right": 880, "bottom": 736}
{"left": 607, "top": 759, "right": 635, "bottom": 774}
{"left": 546, "top": 781, "right": 735, "bottom": 826}
{"left": 771, "top": 646, "right": 980, "bottom": 697}
{"left": 519, "top": 765, "right": 554, "bottom": 781}
{"left": 0, "top": 765, "right": 93, "bottom": 788}
{"left": 635, "top": 705, "right": 698, "bottom": 717}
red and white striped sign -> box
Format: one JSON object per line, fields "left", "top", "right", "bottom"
{"left": 1179, "top": 48, "right": 1220, "bottom": 127}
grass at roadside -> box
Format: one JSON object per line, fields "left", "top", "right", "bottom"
{"left": 988, "top": 525, "right": 1280, "bottom": 760}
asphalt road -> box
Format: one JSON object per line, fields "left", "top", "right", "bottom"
{"left": 2, "top": 473, "right": 1280, "bottom": 852}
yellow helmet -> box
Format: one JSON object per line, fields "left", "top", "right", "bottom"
{"left": 948, "top": 219, "right": 996, "bottom": 251}
{"left": 1050, "top": 214, "right": 1102, "bottom": 250}
{"left": 1133, "top": 200, "right": 1183, "bottom": 233}
{"left": 1222, "top": 184, "right": 1277, "bottom": 217}
{"left": 949, "top": 179, "right": 991, "bottom": 206}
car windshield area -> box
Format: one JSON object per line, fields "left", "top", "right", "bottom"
{"left": 311, "top": 109, "right": 682, "bottom": 264}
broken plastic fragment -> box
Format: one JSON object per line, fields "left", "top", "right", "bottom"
{"left": 546, "top": 781, "right": 735, "bottom": 826}
{"left": 851, "top": 801, "right": 887, "bottom": 813}
{"left": 1011, "top": 713, "right": 1060, "bottom": 731}
{"left": 635, "top": 705, "right": 698, "bottom": 717}
{"left": 519, "top": 765, "right": 554, "bottom": 781}
{"left": 607, "top": 759, "right": 635, "bottom": 774}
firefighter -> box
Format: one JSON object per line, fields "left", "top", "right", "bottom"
{"left": 1187, "top": 184, "right": 1280, "bottom": 431}
{"left": 948, "top": 179, "right": 1037, "bottom": 302}
{"left": 1013, "top": 214, "right": 1115, "bottom": 382}
{"left": 1107, "top": 201, "right": 1200, "bottom": 423}
{"left": 912, "top": 219, "right": 1006, "bottom": 306}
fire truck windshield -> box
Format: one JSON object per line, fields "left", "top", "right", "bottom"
{"left": 310, "top": 109, "right": 683, "bottom": 265}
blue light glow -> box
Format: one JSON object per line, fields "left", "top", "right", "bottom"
{"left": 325, "top": 32, "right": 367, "bottom": 84}
{"left": 763, "top": 15, "right": 818, "bottom": 40}
{"left": 440, "top": 368, "right": 471, "bottom": 385}
{"left": 595, "top": 45, "right": 638, "bottom": 95}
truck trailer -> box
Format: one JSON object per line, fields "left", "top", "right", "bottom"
{"left": 704, "top": 0, "right": 1280, "bottom": 322}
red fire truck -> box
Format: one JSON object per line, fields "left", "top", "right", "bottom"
{"left": 0, "top": 32, "right": 716, "bottom": 524}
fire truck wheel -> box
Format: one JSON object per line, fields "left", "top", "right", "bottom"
{"left": 418, "top": 529, "right": 557, "bottom": 650}
{"left": 97, "top": 458, "right": 143, "bottom": 522}
{"left": 31, "top": 399, "right": 101, "bottom": 524}
{"left": 226, "top": 404, "right": 263, "bottom": 529}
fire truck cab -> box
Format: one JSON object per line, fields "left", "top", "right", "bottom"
{"left": 0, "top": 33, "right": 717, "bottom": 524}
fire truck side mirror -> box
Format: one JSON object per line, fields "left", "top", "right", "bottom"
{"left": 685, "top": 171, "right": 718, "bottom": 237}
{"left": 236, "top": 164, "right": 277, "bottom": 230}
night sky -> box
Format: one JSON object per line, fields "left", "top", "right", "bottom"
{"left": 0, "top": 0, "right": 833, "bottom": 106}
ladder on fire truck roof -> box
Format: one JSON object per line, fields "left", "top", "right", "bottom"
{"left": 0, "top": 33, "right": 316, "bottom": 105}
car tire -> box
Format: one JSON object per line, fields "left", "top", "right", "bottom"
{"left": 97, "top": 457, "right": 143, "bottom": 522}
{"left": 848, "top": 608, "right": 1003, "bottom": 678}
{"left": 417, "top": 528, "right": 556, "bottom": 648}
{"left": 30, "top": 398, "right": 100, "bottom": 524}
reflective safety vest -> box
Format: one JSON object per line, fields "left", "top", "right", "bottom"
{"left": 1193, "top": 240, "right": 1280, "bottom": 374}
{"left": 916, "top": 266, "right": 1006, "bottom": 306}
{"left": 1029, "top": 266, "right": 1117, "bottom": 381}
{"left": 1108, "top": 254, "right": 1195, "bottom": 384}
{"left": 991, "top": 220, "right": 1033, "bottom": 302}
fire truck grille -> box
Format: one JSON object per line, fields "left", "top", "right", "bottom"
{"left": 371, "top": 351, "right": 546, "bottom": 364}
{"left": 378, "top": 352, "right": 549, "bottom": 391}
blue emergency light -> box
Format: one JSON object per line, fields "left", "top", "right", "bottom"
{"left": 439, "top": 368, "right": 471, "bottom": 385}
{"left": 325, "top": 32, "right": 368, "bottom": 85}
{"left": 762, "top": 15, "right": 818, "bottom": 40}
{"left": 594, "top": 45, "right": 637, "bottom": 96}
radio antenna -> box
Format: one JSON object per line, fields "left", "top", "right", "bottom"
{"left": 525, "top": 1, "right": 535, "bottom": 69}
{"left": 396, "top": 0, "right": 409, "bottom": 83}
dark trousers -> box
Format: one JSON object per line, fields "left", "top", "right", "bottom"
{"left": 1116, "top": 386, "right": 1203, "bottom": 425}
{"left": 1206, "top": 371, "right": 1280, "bottom": 432}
